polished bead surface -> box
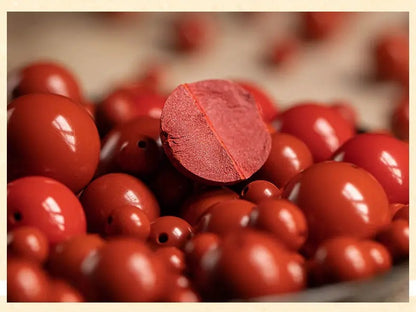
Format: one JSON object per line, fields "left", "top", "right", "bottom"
{"left": 240, "top": 180, "right": 281, "bottom": 204}
{"left": 149, "top": 216, "right": 193, "bottom": 248}
{"left": 154, "top": 247, "right": 186, "bottom": 273}
{"left": 7, "top": 226, "right": 49, "bottom": 263}
{"left": 49, "top": 279, "right": 85, "bottom": 302}
{"left": 376, "top": 219, "right": 409, "bottom": 262}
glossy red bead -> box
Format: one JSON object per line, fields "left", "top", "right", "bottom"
{"left": 282, "top": 161, "right": 391, "bottom": 244}
{"left": 11, "top": 61, "right": 83, "bottom": 102}
{"left": 154, "top": 247, "right": 186, "bottom": 273}
{"left": 300, "top": 12, "right": 347, "bottom": 40}
{"left": 360, "top": 240, "right": 392, "bottom": 274}
{"left": 376, "top": 219, "right": 409, "bottom": 262}
{"left": 180, "top": 188, "right": 239, "bottom": 226}
{"left": 184, "top": 232, "right": 221, "bottom": 274}
{"left": 88, "top": 238, "right": 167, "bottom": 301}
{"left": 240, "top": 180, "right": 282, "bottom": 204}
{"left": 173, "top": 14, "right": 210, "bottom": 52}
{"left": 8, "top": 93, "right": 100, "bottom": 193}
{"left": 236, "top": 81, "right": 279, "bottom": 123}
{"left": 391, "top": 96, "right": 409, "bottom": 141}
{"left": 250, "top": 199, "right": 308, "bottom": 251}
{"left": 149, "top": 216, "right": 193, "bottom": 248}
{"left": 392, "top": 204, "right": 409, "bottom": 222}
{"left": 197, "top": 199, "right": 255, "bottom": 236}
{"left": 8, "top": 258, "right": 50, "bottom": 302}
{"left": 7, "top": 226, "right": 49, "bottom": 263}
{"left": 217, "top": 230, "right": 306, "bottom": 299}
{"left": 49, "top": 279, "right": 85, "bottom": 302}
{"left": 257, "top": 132, "right": 314, "bottom": 188}
{"left": 80, "top": 173, "right": 160, "bottom": 233}
{"left": 104, "top": 205, "right": 151, "bottom": 240}
{"left": 332, "top": 133, "right": 409, "bottom": 204}
{"left": 330, "top": 101, "right": 357, "bottom": 128}
{"left": 7, "top": 177, "right": 87, "bottom": 245}
{"left": 273, "top": 103, "right": 354, "bottom": 162}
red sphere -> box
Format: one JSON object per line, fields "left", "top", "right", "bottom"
{"left": 149, "top": 216, "right": 193, "bottom": 248}
{"left": 300, "top": 12, "right": 346, "bottom": 40}
{"left": 7, "top": 226, "right": 49, "bottom": 263}
{"left": 257, "top": 132, "right": 314, "bottom": 188}
{"left": 154, "top": 247, "right": 186, "bottom": 274}
{"left": 8, "top": 93, "right": 100, "bottom": 193}
{"left": 282, "top": 161, "right": 391, "bottom": 245}
{"left": 273, "top": 103, "right": 354, "bottom": 162}
{"left": 7, "top": 177, "right": 87, "bottom": 245}
{"left": 240, "top": 180, "right": 281, "bottom": 204}
{"left": 49, "top": 279, "right": 85, "bottom": 302}
{"left": 332, "top": 133, "right": 409, "bottom": 204}
{"left": 11, "top": 61, "right": 83, "bottom": 102}
{"left": 391, "top": 96, "right": 409, "bottom": 141}
{"left": 376, "top": 219, "right": 409, "bottom": 262}
{"left": 80, "top": 173, "right": 160, "bottom": 233}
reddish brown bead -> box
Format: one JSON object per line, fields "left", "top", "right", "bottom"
{"left": 393, "top": 204, "right": 409, "bottom": 222}
{"left": 7, "top": 226, "right": 49, "bottom": 263}
{"left": 80, "top": 173, "right": 160, "bottom": 233}
{"left": 257, "top": 132, "right": 314, "bottom": 188}
{"left": 49, "top": 279, "right": 85, "bottom": 302}
{"left": 250, "top": 199, "right": 308, "bottom": 251}
{"left": 300, "top": 12, "right": 347, "bottom": 40}
{"left": 376, "top": 219, "right": 409, "bottom": 262}
{"left": 173, "top": 13, "right": 211, "bottom": 52}
{"left": 8, "top": 258, "right": 50, "bottom": 302}
{"left": 165, "top": 287, "right": 201, "bottom": 302}
{"left": 181, "top": 188, "right": 239, "bottom": 226}
{"left": 89, "top": 238, "right": 167, "bottom": 302}
{"left": 184, "top": 232, "right": 221, "bottom": 274}
{"left": 360, "top": 240, "right": 392, "bottom": 274}
{"left": 330, "top": 101, "right": 357, "bottom": 128}
{"left": 240, "top": 180, "right": 281, "bottom": 204}
{"left": 216, "top": 230, "right": 306, "bottom": 299}
{"left": 154, "top": 247, "right": 186, "bottom": 274}
{"left": 104, "top": 205, "right": 151, "bottom": 240}
{"left": 391, "top": 96, "right": 409, "bottom": 141}
{"left": 149, "top": 216, "right": 193, "bottom": 248}
{"left": 197, "top": 199, "right": 255, "bottom": 236}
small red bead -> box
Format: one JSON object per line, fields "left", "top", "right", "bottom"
{"left": 7, "top": 226, "right": 49, "bottom": 263}
{"left": 149, "top": 216, "right": 193, "bottom": 248}
{"left": 240, "top": 180, "right": 281, "bottom": 204}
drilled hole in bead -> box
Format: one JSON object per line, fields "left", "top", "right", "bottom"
{"left": 13, "top": 212, "right": 22, "bottom": 222}
{"left": 107, "top": 216, "right": 113, "bottom": 224}
{"left": 158, "top": 233, "right": 169, "bottom": 244}
{"left": 137, "top": 140, "right": 147, "bottom": 148}
{"left": 242, "top": 186, "right": 249, "bottom": 196}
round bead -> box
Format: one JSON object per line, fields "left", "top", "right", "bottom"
{"left": 8, "top": 93, "right": 100, "bottom": 193}
{"left": 391, "top": 96, "right": 409, "bottom": 141}
{"left": 80, "top": 173, "right": 160, "bottom": 233}
{"left": 7, "top": 176, "right": 86, "bottom": 245}
{"left": 360, "top": 240, "right": 392, "bottom": 274}
{"left": 393, "top": 204, "right": 409, "bottom": 222}
{"left": 332, "top": 133, "right": 409, "bottom": 204}
{"left": 7, "top": 226, "right": 49, "bottom": 263}
{"left": 376, "top": 219, "right": 409, "bottom": 262}
{"left": 282, "top": 161, "right": 391, "bottom": 244}
{"left": 257, "top": 132, "right": 314, "bottom": 188}
{"left": 184, "top": 232, "right": 221, "bottom": 275}
{"left": 49, "top": 279, "right": 84, "bottom": 302}
{"left": 149, "top": 216, "right": 193, "bottom": 248}
{"left": 250, "top": 199, "right": 308, "bottom": 251}
{"left": 154, "top": 247, "right": 186, "bottom": 273}
{"left": 104, "top": 205, "right": 151, "bottom": 240}
{"left": 240, "top": 180, "right": 281, "bottom": 204}
{"left": 273, "top": 103, "right": 354, "bottom": 162}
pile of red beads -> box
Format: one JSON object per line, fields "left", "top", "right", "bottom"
{"left": 7, "top": 25, "right": 409, "bottom": 302}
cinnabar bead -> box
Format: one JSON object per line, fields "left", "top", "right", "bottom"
{"left": 257, "top": 132, "right": 314, "bottom": 188}
{"left": 184, "top": 232, "right": 221, "bottom": 275}
{"left": 332, "top": 133, "right": 409, "bottom": 204}
{"left": 149, "top": 216, "right": 193, "bottom": 248}
{"left": 282, "top": 161, "right": 391, "bottom": 244}
{"left": 7, "top": 176, "right": 87, "bottom": 245}
{"left": 273, "top": 103, "right": 354, "bottom": 162}
{"left": 104, "top": 205, "right": 151, "bottom": 240}
{"left": 80, "top": 173, "right": 160, "bottom": 234}
{"left": 88, "top": 238, "right": 167, "bottom": 302}
{"left": 154, "top": 247, "right": 186, "bottom": 273}
{"left": 330, "top": 101, "right": 357, "bottom": 128}
{"left": 250, "top": 199, "right": 307, "bottom": 251}
{"left": 216, "top": 230, "right": 306, "bottom": 299}
{"left": 49, "top": 279, "right": 85, "bottom": 302}
{"left": 391, "top": 96, "right": 409, "bottom": 141}
{"left": 240, "top": 180, "right": 281, "bottom": 204}
{"left": 7, "top": 226, "right": 49, "bottom": 263}
{"left": 376, "top": 219, "right": 409, "bottom": 262}
{"left": 11, "top": 61, "right": 83, "bottom": 103}
{"left": 8, "top": 258, "right": 50, "bottom": 302}
{"left": 8, "top": 94, "right": 100, "bottom": 193}
{"left": 360, "top": 240, "right": 392, "bottom": 274}
{"left": 392, "top": 204, "right": 409, "bottom": 222}
{"left": 300, "top": 12, "right": 346, "bottom": 40}
{"left": 197, "top": 199, "right": 255, "bottom": 236}
{"left": 173, "top": 13, "right": 210, "bottom": 52}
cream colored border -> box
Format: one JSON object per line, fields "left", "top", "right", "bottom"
{"left": 1, "top": 0, "right": 415, "bottom": 310}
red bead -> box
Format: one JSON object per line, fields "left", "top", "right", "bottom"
{"left": 240, "top": 180, "right": 281, "bottom": 204}
{"left": 360, "top": 240, "right": 392, "bottom": 274}
{"left": 88, "top": 238, "right": 167, "bottom": 301}
{"left": 268, "top": 37, "right": 299, "bottom": 66}
{"left": 282, "top": 161, "right": 391, "bottom": 244}
{"left": 149, "top": 216, "right": 193, "bottom": 248}
{"left": 80, "top": 173, "right": 160, "bottom": 233}
{"left": 180, "top": 188, "right": 239, "bottom": 226}
{"left": 8, "top": 93, "right": 100, "bottom": 193}
{"left": 197, "top": 199, "right": 255, "bottom": 236}
{"left": 173, "top": 14, "right": 210, "bottom": 52}
{"left": 184, "top": 232, "right": 221, "bottom": 275}
{"left": 391, "top": 96, "right": 409, "bottom": 141}
{"left": 332, "top": 133, "right": 409, "bottom": 204}
{"left": 217, "top": 230, "right": 306, "bottom": 299}
{"left": 273, "top": 103, "right": 354, "bottom": 162}
{"left": 8, "top": 258, "right": 50, "bottom": 302}
{"left": 257, "top": 132, "right": 314, "bottom": 188}
{"left": 392, "top": 204, "right": 409, "bottom": 222}
{"left": 7, "top": 226, "right": 49, "bottom": 263}
{"left": 49, "top": 279, "right": 85, "bottom": 302}
{"left": 300, "top": 12, "right": 346, "bottom": 40}
{"left": 236, "top": 81, "right": 279, "bottom": 123}
{"left": 165, "top": 287, "right": 201, "bottom": 302}
{"left": 250, "top": 199, "right": 307, "bottom": 251}
{"left": 104, "top": 205, "right": 151, "bottom": 240}
{"left": 7, "top": 177, "right": 87, "bottom": 245}
{"left": 330, "top": 101, "right": 357, "bottom": 128}
{"left": 11, "top": 61, "right": 83, "bottom": 102}
{"left": 154, "top": 247, "right": 186, "bottom": 273}
{"left": 376, "top": 219, "right": 409, "bottom": 262}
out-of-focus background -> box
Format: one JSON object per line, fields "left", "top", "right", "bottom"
{"left": 8, "top": 12, "right": 408, "bottom": 130}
